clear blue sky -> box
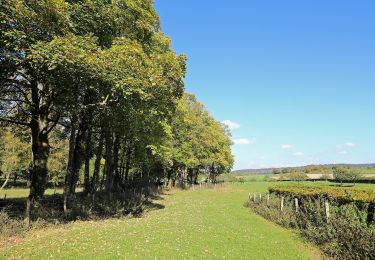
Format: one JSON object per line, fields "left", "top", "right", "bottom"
{"left": 154, "top": 0, "right": 375, "bottom": 170}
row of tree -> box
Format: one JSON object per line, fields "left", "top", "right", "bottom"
{"left": 0, "top": 0, "right": 234, "bottom": 213}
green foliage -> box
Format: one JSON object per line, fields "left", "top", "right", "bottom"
{"left": 216, "top": 173, "right": 237, "bottom": 183}
{"left": 333, "top": 167, "right": 359, "bottom": 184}
{"left": 169, "top": 94, "right": 234, "bottom": 183}
{"left": 0, "top": 128, "right": 29, "bottom": 175}
{"left": 0, "top": 0, "right": 233, "bottom": 222}
{"left": 287, "top": 171, "right": 308, "bottom": 182}
{"left": 270, "top": 184, "right": 375, "bottom": 203}
{"left": 248, "top": 185, "right": 375, "bottom": 259}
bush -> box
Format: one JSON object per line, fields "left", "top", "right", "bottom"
{"left": 287, "top": 172, "right": 308, "bottom": 182}
{"left": 246, "top": 186, "right": 375, "bottom": 259}
{"left": 216, "top": 173, "right": 237, "bottom": 183}
{"left": 0, "top": 210, "right": 28, "bottom": 238}
{"left": 269, "top": 185, "right": 375, "bottom": 203}
{"left": 333, "top": 168, "right": 359, "bottom": 185}
{"left": 0, "top": 185, "right": 161, "bottom": 239}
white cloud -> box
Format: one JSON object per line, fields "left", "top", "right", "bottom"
{"left": 221, "top": 120, "right": 240, "bottom": 130}
{"left": 336, "top": 142, "right": 355, "bottom": 155}
{"left": 281, "top": 144, "right": 293, "bottom": 150}
{"left": 293, "top": 152, "right": 304, "bottom": 156}
{"left": 345, "top": 142, "right": 356, "bottom": 148}
{"left": 232, "top": 138, "right": 256, "bottom": 145}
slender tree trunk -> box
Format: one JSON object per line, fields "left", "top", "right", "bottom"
{"left": 84, "top": 128, "right": 92, "bottom": 193}
{"left": 0, "top": 172, "right": 11, "bottom": 190}
{"left": 92, "top": 130, "right": 104, "bottom": 192}
{"left": 104, "top": 130, "right": 114, "bottom": 191}
{"left": 166, "top": 170, "right": 171, "bottom": 187}
{"left": 64, "top": 116, "right": 77, "bottom": 212}
{"left": 64, "top": 117, "right": 87, "bottom": 211}
{"left": 111, "top": 134, "right": 120, "bottom": 190}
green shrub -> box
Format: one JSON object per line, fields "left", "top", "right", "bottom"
{"left": 216, "top": 173, "right": 237, "bottom": 183}
{"left": 0, "top": 210, "right": 27, "bottom": 238}
{"left": 246, "top": 186, "right": 375, "bottom": 259}
{"left": 269, "top": 185, "right": 375, "bottom": 203}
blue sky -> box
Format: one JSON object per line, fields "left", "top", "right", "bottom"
{"left": 154, "top": 0, "right": 375, "bottom": 170}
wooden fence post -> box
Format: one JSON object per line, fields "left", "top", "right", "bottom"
{"left": 267, "top": 193, "right": 270, "bottom": 207}
{"left": 249, "top": 193, "right": 251, "bottom": 202}
{"left": 295, "top": 198, "right": 299, "bottom": 213}
{"left": 280, "top": 196, "right": 284, "bottom": 212}
{"left": 253, "top": 194, "right": 256, "bottom": 203}
{"left": 259, "top": 194, "right": 262, "bottom": 203}
{"left": 325, "top": 200, "right": 330, "bottom": 223}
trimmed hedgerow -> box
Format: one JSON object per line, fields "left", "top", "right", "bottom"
{"left": 269, "top": 185, "right": 375, "bottom": 203}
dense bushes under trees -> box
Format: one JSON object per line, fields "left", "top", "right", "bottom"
{"left": 247, "top": 185, "right": 375, "bottom": 259}
{"left": 0, "top": 0, "right": 233, "bottom": 223}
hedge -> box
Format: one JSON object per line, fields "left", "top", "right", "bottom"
{"left": 269, "top": 185, "right": 375, "bottom": 203}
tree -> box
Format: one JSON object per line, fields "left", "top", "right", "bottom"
{"left": 0, "top": 128, "right": 29, "bottom": 189}
{"left": 333, "top": 168, "right": 358, "bottom": 186}
{"left": 288, "top": 171, "right": 308, "bottom": 183}
{"left": 169, "top": 94, "right": 234, "bottom": 186}
{"left": 0, "top": 0, "right": 234, "bottom": 223}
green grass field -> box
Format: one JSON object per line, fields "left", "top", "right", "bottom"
{"left": 0, "top": 187, "right": 85, "bottom": 199}
{"left": 0, "top": 188, "right": 63, "bottom": 199}
{"left": 0, "top": 182, "right": 322, "bottom": 259}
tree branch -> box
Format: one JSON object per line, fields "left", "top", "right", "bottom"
{"left": 0, "top": 116, "right": 30, "bottom": 127}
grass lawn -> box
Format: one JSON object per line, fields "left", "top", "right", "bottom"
{"left": 0, "top": 182, "right": 321, "bottom": 259}
{"left": 0, "top": 188, "right": 84, "bottom": 199}
{"left": 0, "top": 188, "right": 62, "bottom": 199}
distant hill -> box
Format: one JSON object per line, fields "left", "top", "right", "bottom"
{"left": 232, "top": 163, "right": 375, "bottom": 175}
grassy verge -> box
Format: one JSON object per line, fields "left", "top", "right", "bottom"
{"left": 0, "top": 183, "right": 321, "bottom": 259}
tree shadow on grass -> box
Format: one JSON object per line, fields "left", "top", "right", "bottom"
{"left": 0, "top": 186, "right": 167, "bottom": 234}
{"left": 143, "top": 200, "right": 165, "bottom": 211}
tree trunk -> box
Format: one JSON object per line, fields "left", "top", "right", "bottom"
{"left": 26, "top": 83, "right": 51, "bottom": 223}
{"left": 84, "top": 128, "right": 92, "bottom": 193}
{"left": 92, "top": 130, "right": 104, "bottom": 192}
{"left": 104, "top": 130, "right": 114, "bottom": 191}
{"left": 63, "top": 117, "right": 77, "bottom": 212}
{"left": 112, "top": 135, "right": 121, "bottom": 190}
{"left": 29, "top": 107, "right": 50, "bottom": 199}
{"left": 64, "top": 117, "right": 87, "bottom": 211}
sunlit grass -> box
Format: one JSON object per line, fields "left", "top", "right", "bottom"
{"left": 0, "top": 187, "right": 85, "bottom": 199}
{"left": 0, "top": 182, "right": 321, "bottom": 259}
{"left": 0, "top": 188, "right": 63, "bottom": 199}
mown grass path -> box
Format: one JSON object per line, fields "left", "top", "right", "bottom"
{"left": 1, "top": 183, "right": 320, "bottom": 259}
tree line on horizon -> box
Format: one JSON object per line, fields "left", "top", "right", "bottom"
{"left": 0, "top": 0, "right": 234, "bottom": 215}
